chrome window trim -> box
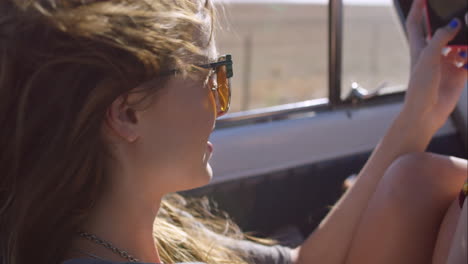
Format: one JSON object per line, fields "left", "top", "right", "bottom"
{"left": 216, "top": 98, "right": 329, "bottom": 127}
{"left": 215, "top": 90, "right": 406, "bottom": 129}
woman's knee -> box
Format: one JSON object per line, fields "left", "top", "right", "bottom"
{"left": 382, "top": 152, "right": 467, "bottom": 211}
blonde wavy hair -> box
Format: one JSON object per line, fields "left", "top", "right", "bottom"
{"left": 0, "top": 0, "right": 270, "bottom": 263}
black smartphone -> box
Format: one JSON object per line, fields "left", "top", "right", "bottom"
{"left": 394, "top": 0, "right": 468, "bottom": 47}
{"left": 425, "top": 0, "right": 467, "bottom": 47}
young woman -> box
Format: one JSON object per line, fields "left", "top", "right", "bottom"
{"left": 0, "top": 0, "right": 466, "bottom": 263}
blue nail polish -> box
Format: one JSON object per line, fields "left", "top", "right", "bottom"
{"left": 464, "top": 64, "right": 468, "bottom": 70}
{"left": 449, "top": 19, "right": 459, "bottom": 29}
{"left": 460, "top": 51, "right": 468, "bottom": 58}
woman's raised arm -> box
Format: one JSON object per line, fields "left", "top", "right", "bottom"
{"left": 292, "top": 0, "right": 467, "bottom": 263}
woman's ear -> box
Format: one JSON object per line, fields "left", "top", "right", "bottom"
{"left": 105, "top": 96, "right": 140, "bottom": 143}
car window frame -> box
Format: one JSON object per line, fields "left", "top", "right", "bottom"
{"left": 215, "top": 0, "right": 407, "bottom": 130}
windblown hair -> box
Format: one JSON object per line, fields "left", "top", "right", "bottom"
{"left": 0, "top": 0, "right": 254, "bottom": 263}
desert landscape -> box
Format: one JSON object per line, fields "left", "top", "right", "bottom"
{"left": 213, "top": 1, "right": 410, "bottom": 112}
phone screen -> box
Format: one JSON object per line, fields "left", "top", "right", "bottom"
{"left": 426, "top": 0, "right": 467, "bottom": 46}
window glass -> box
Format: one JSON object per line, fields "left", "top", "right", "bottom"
{"left": 342, "top": 0, "right": 410, "bottom": 99}
{"left": 214, "top": 0, "right": 328, "bottom": 113}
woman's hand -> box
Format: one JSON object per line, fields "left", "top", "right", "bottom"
{"left": 403, "top": 0, "right": 467, "bottom": 133}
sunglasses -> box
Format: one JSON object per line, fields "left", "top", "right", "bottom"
{"left": 160, "top": 54, "right": 233, "bottom": 118}
{"left": 198, "top": 54, "right": 233, "bottom": 118}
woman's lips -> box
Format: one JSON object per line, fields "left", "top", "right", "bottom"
{"left": 207, "top": 141, "right": 213, "bottom": 153}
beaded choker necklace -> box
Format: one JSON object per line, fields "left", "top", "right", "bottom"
{"left": 77, "top": 231, "right": 164, "bottom": 264}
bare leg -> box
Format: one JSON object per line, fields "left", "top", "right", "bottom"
{"left": 446, "top": 197, "right": 467, "bottom": 264}
{"left": 432, "top": 199, "right": 461, "bottom": 264}
{"left": 345, "top": 152, "right": 467, "bottom": 264}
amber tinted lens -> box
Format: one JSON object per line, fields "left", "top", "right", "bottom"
{"left": 216, "top": 64, "right": 231, "bottom": 116}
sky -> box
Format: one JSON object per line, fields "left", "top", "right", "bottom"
{"left": 217, "top": 0, "right": 393, "bottom": 6}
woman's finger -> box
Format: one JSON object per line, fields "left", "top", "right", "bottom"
{"left": 406, "top": 0, "right": 426, "bottom": 67}
{"left": 456, "top": 49, "right": 468, "bottom": 68}
{"left": 421, "top": 19, "right": 462, "bottom": 64}
{"left": 428, "top": 19, "right": 461, "bottom": 52}
{"left": 443, "top": 48, "right": 468, "bottom": 66}
{"left": 443, "top": 49, "right": 468, "bottom": 68}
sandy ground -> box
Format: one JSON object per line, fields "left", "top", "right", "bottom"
{"left": 214, "top": 3, "right": 410, "bottom": 112}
